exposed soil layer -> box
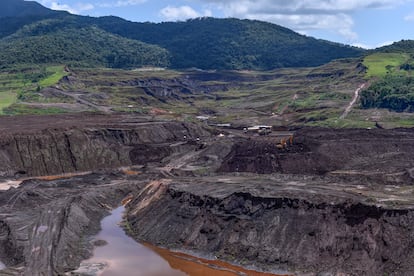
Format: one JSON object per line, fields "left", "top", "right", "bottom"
{"left": 0, "top": 172, "right": 147, "bottom": 275}
{"left": 126, "top": 176, "right": 414, "bottom": 276}
{"left": 1, "top": 114, "right": 414, "bottom": 275}
{"left": 0, "top": 114, "right": 208, "bottom": 177}
{"left": 219, "top": 127, "right": 414, "bottom": 184}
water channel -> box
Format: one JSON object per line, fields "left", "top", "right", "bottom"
{"left": 81, "top": 206, "right": 287, "bottom": 276}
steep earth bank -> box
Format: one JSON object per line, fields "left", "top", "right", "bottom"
{"left": 126, "top": 176, "right": 414, "bottom": 276}
{"left": 0, "top": 115, "right": 208, "bottom": 177}
{"left": 219, "top": 128, "right": 414, "bottom": 184}
{"left": 0, "top": 172, "right": 149, "bottom": 275}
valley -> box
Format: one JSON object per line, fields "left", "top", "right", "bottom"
{"left": 1, "top": 52, "right": 414, "bottom": 276}
{"left": 1, "top": 1, "right": 414, "bottom": 275}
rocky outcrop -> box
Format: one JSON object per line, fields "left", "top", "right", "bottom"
{"left": 0, "top": 121, "right": 209, "bottom": 177}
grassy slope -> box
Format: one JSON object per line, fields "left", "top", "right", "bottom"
{"left": 0, "top": 65, "right": 69, "bottom": 114}
{"left": 363, "top": 53, "right": 410, "bottom": 77}
{"left": 39, "top": 65, "right": 68, "bottom": 88}
{"left": 359, "top": 52, "right": 414, "bottom": 127}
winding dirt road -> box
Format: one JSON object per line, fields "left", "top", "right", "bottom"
{"left": 340, "top": 83, "right": 367, "bottom": 119}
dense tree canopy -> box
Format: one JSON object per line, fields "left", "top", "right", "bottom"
{"left": 94, "top": 17, "right": 365, "bottom": 70}
{"left": 360, "top": 75, "right": 414, "bottom": 112}
{"left": 0, "top": 23, "right": 170, "bottom": 69}
{"left": 0, "top": 1, "right": 365, "bottom": 71}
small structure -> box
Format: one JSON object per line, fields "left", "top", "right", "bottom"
{"left": 215, "top": 123, "right": 232, "bottom": 128}
{"left": 246, "top": 125, "right": 272, "bottom": 135}
{"left": 196, "top": 115, "right": 210, "bottom": 121}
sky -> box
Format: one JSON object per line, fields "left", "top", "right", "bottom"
{"left": 35, "top": 0, "right": 414, "bottom": 49}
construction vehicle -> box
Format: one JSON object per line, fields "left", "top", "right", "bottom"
{"left": 276, "top": 135, "right": 293, "bottom": 149}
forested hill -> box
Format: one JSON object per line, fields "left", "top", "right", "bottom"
{"left": 94, "top": 17, "right": 365, "bottom": 70}
{"left": 376, "top": 40, "right": 414, "bottom": 53}
{"left": 0, "top": 20, "right": 170, "bottom": 69}
{"left": 0, "top": 0, "right": 56, "bottom": 18}
{"left": 0, "top": 0, "right": 366, "bottom": 70}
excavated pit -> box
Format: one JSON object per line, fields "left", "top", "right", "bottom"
{"left": 1, "top": 114, "right": 414, "bottom": 275}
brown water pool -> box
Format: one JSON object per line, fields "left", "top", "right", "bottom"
{"left": 81, "top": 206, "right": 290, "bottom": 276}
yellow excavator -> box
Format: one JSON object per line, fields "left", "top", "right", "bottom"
{"left": 276, "top": 135, "right": 293, "bottom": 149}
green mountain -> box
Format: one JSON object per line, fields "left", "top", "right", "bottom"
{"left": 94, "top": 17, "right": 365, "bottom": 70}
{"left": 0, "top": 0, "right": 66, "bottom": 39}
{"left": 376, "top": 39, "right": 414, "bottom": 53}
{"left": 0, "top": 1, "right": 365, "bottom": 70}
{"left": 0, "top": 0, "right": 55, "bottom": 18}
{"left": 0, "top": 19, "right": 170, "bottom": 68}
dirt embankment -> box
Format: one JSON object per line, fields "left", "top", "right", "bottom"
{"left": 126, "top": 176, "right": 414, "bottom": 276}
{"left": 0, "top": 172, "right": 151, "bottom": 275}
{"left": 0, "top": 116, "right": 208, "bottom": 178}
{"left": 219, "top": 128, "right": 414, "bottom": 184}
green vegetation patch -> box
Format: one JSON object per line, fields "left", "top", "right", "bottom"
{"left": 363, "top": 53, "right": 409, "bottom": 77}
{"left": 0, "top": 91, "right": 17, "bottom": 114}
{"left": 361, "top": 75, "right": 414, "bottom": 112}
{"left": 0, "top": 65, "right": 71, "bottom": 114}
{"left": 0, "top": 20, "right": 171, "bottom": 69}
{"left": 3, "top": 103, "right": 68, "bottom": 115}
{"left": 39, "top": 65, "right": 68, "bottom": 87}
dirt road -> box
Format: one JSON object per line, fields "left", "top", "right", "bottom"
{"left": 340, "top": 83, "right": 366, "bottom": 119}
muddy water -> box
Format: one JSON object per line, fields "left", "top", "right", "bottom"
{"left": 82, "top": 206, "right": 186, "bottom": 276}
{"left": 84, "top": 206, "right": 288, "bottom": 276}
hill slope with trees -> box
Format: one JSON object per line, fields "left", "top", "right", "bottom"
{"left": 0, "top": 19, "right": 170, "bottom": 68}
{"left": 94, "top": 16, "right": 365, "bottom": 70}
{"left": 0, "top": 1, "right": 366, "bottom": 70}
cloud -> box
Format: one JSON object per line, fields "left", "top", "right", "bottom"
{"left": 404, "top": 12, "right": 414, "bottom": 20}
{"left": 98, "top": 0, "right": 147, "bottom": 8}
{"left": 352, "top": 40, "right": 394, "bottom": 49}
{"left": 198, "top": 0, "right": 411, "bottom": 41}
{"left": 39, "top": 1, "right": 94, "bottom": 14}
{"left": 49, "top": 2, "right": 77, "bottom": 13}
{"left": 160, "top": 5, "right": 212, "bottom": 21}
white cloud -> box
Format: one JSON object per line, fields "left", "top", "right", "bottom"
{"left": 404, "top": 12, "right": 414, "bottom": 20}
{"left": 76, "top": 3, "right": 94, "bottom": 11}
{"left": 376, "top": 40, "right": 394, "bottom": 47}
{"left": 198, "top": 0, "right": 412, "bottom": 41}
{"left": 49, "top": 2, "right": 77, "bottom": 13}
{"left": 160, "top": 5, "right": 212, "bottom": 21}
{"left": 39, "top": 1, "right": 94, "bottom": 14}
{"left": 98, "top": 0, "right": 147, "bottom": 8}
{"left": 352, "top": 40, "right": 395, "bottom": 49}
